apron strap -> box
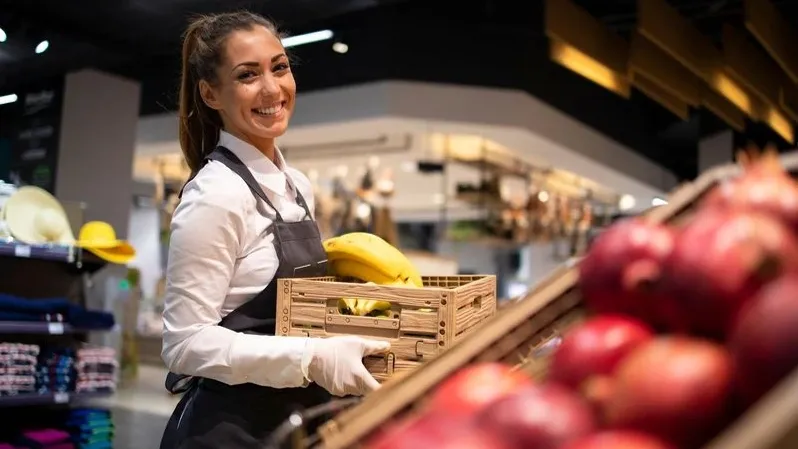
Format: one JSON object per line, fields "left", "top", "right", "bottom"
{"left": 207, "top": 147, "right": 285, "bottom": 223}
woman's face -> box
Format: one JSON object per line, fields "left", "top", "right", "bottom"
{"left": 200, "top": 26, "right": 296, "bottom": 148}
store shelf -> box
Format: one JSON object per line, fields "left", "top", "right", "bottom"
{"left": 0, "top": 240, "right": 75, "bottom": 263}
{"left": 0, "top": 390, "right": 113, "bottom": 408}
{"left": 451, "top": 155, "right": 534, "bottom": 179}
{"left": 0, "top": 240, "right": 108, "bottom": 274}
{"left": 0, "top": 321, "right": 115, "bottom": 335}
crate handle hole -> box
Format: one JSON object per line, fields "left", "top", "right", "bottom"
{"left": 471, "top": 295, "right": 483, "bottom": 309}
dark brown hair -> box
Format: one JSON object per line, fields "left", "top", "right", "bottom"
{"left": 178, "top": 11, "right": 283, "bottom": 176}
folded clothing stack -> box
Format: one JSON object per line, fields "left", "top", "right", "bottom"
{"left": 35, "top": 348, "right": 75, "bottom": 394}
{"left": 74, "top": 348, "right": 116, "bottom": 394}
{"left": 65, "top": 408, "right": 113, "bottom": 449}
{"left": 0, "top": 343, "right": 39, "bottom": 397}
{"left": 0, "top": 295, "right": 115, "bottom": 331}
{"left": 15, "top": 429, "right": 74, "bottom": 449}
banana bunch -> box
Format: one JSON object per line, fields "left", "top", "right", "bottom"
{"left": 325, "top": 232, "right": 424, "bottom": 318}
{"left": 323, "top": 232, "right": 424, "bottom": 287}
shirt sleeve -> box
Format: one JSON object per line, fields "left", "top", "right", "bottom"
{"left": 160, "top": 168, "right": 311, "bottom": 388}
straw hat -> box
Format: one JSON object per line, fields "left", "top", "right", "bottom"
{"left": 76, "top": 221, "right": 136, "bottom": 264}
{"left": 3, "top": 186, "right": 76, "bottom": 245}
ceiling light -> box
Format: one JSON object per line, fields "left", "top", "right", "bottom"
{"left": 0, "top": 28, "right": 6, "bottom": 43}
{"left": 332, "top": 42, "right": 349, "bottom": 54}
{"left": 35, "top": 40, "right": 49, "bottom": 54}
{"left": 652, "top": 197, "right": 668, "bottom": 206}
{"left": 619, "top": 194, "right": 636, "bottom": 211}
{"left": 0, "top": 94, "right": 18, "bottom": 106}
{"left": 281, "top": 30, "right": 333, "bottom": 48}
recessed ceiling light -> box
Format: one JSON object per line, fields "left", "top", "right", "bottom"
{"left": 0, "top": 28, "right": 6, "bottom": 43}
{"left": 0, "top": 94, "right": 18, "bottom": 106}
{"left": 332, "top": 42, "right": 349, "bottom": 54}
{"left": 35, "top": 40, "right": 49, "bottom": 54}
{"left": 281, "top": 30, "right": 333, "bottom": 48}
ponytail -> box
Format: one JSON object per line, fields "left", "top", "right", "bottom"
{"left": 178, "top": 21, "right": 219, "bottom": 178}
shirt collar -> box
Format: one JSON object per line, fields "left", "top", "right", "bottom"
{"left": 218, "top": 130, "right": 289, "bottom": 196}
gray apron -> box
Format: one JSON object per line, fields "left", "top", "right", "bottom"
{"left": 159, "top": 146, "right": 331, "bottom": 449}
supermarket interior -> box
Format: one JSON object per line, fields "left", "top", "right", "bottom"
{"left": 2, "top": 0, "right": 798, "bottom": 448}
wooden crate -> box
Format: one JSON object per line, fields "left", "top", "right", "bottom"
{"left": 317, "top": 154, "right": 798, "bottom": 449}
{"left": 276, "top": 275, "right": 497, "bottom": 382}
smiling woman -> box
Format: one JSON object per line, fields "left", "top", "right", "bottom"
{"left": 159, "top": 10, "right": 390, "bottom": 449}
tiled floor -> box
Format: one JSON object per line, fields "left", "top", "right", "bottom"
{"left": 94, "top": 364, "right": 179, "bottom": 449}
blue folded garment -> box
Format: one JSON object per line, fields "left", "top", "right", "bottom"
{"left": 0, "top": 295, "right": 115, "bottom": 329}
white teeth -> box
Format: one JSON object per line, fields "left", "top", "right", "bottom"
{"left": 255, "top": 104, "right": 283, "bottom": 115}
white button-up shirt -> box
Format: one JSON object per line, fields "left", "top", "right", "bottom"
{"left": 161, "top": 130, "right": 315, "bottom": 388}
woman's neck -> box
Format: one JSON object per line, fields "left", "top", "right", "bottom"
{"left": 224, "top": 128, "right": 276, "bottom": 163}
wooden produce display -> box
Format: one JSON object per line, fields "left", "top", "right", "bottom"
{"left": 276, "top": 275, "right": 497, "bottom": 382}
{"left": 317, "top": 152, "right": 798, "bottom": 449}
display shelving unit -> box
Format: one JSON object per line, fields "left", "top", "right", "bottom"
{"left": 0, "top": 238, "right": 113, "bottom": 410}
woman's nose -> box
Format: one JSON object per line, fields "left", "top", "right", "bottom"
{"left": 261, "top": 75, "right": 280, "bottom": 95}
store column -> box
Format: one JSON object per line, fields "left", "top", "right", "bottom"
{"left": 55, "top": 69, "right": 141, "bottom": 349}
{"left": 698, "top": 130, "right": 734, "bottom": 174}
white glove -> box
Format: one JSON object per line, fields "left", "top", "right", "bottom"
{"left": 301, "top": 336, "right": 390, "bottom": 397}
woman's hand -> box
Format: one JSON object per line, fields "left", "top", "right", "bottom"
{"left": 302, "top": 336, "right": 391, "bottom": 397}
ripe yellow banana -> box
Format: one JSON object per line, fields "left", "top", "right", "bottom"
{"left": 324, "top": 232, "right": 424, "bottom": 287}
{"left": 329, "top": 259, "right": 416, "bottom": 287}
{"left": 338, "top": 297, "right": 360, "bottom": 315}
{"left": 355, "top": 299, "right": 393, "bottom": 317}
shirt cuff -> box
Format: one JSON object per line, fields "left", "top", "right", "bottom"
{"left": 229, "top": 334, "right": 310, "bottom": 388}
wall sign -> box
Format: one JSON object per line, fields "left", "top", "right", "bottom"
{"left": 0, "top": 78, "right": 65, "bottom": 193}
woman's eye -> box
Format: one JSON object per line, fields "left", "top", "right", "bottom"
{"left": 237, "top": 71, "right": 257, "bottom": 81}
{"left": 273, "top": 63, "right": 290, "bottom": 72}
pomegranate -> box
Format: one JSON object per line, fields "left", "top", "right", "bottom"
{"left": 561, "top": 431, "right": 676, "bottom": 449}
{"left": 548, "top": 315, "right": 654, "bottom": 391}
{"left": 426, "top": 363, "right": 533, "bottom": 416}
{"left": 364, "top": 414, "right": 508, "bottom": 449}
{"left": 578, "top": 218, "right": 678, "bottom": 329}
{"left": 664, "top": 208, "right": 798, "bottom": 338}
{"left": 702, "top": 148, "right": 798, "bottom": 232}
{"left": 477, "top": 383, "right": 596, "bottom": 449}
{"left": 729, "top": 274, "right": 798, "bottom": 405}
{"left": 603, "top": 337, "right": 734, "bottom": 448}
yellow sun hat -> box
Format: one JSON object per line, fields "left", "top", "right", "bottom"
{"left": 3, "top": 186, "right": 76, "bottom": 245}
{"left": 76, "top": 221, "right": 136, "bottom": 264}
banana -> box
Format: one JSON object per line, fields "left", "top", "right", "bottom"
{"left": 324, "top": 232, "right": 424, "bottom": 287}
{"left": 338, "top": 297, "right": 359, "bottom": 315}
{"left": 329, "top": 259, "right": 416, "bottom": 287}
{"left": 356, "top": 299, "right": 393, "bottom": 317}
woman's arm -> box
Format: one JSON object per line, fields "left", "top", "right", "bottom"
{"left": 161, "top": 172, "right": 310, "bottom": 388}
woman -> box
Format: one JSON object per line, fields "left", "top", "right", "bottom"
{"left": 159, "top": 11, "right": 390, "bottom": 449}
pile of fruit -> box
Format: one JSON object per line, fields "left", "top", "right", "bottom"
{"left": 323, "top": 232, "right": 424, "bottom": 317}
{"left": 362, "top": 148, "right": 798, "bottom": 449}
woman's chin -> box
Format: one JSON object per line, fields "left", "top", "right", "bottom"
{"left": 247, "top": 121, "right": 288, "bottom": 139}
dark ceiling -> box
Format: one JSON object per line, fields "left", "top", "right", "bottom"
{"left": 1, "top": 0, "right": 797, "bottom": 181}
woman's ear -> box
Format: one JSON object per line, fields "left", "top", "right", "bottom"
{"left": 199, "top": 80, "right": 222, "bottom": 111}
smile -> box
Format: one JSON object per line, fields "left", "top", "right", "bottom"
{"left": 253, "top": 102, "right": 286, "bottom": 116}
